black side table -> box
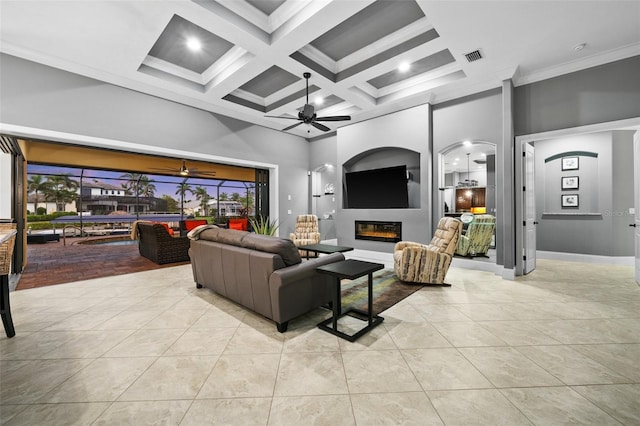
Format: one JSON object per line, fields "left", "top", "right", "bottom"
{"left": 316, "top": 259, "right": 384, "bottom": 342}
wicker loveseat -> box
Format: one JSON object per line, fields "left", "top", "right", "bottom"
{"left": 393, "top": 217, "right": 462, "bottom": 285}
{"left": 137, "top": 223, "right": 191, "bottom": 264}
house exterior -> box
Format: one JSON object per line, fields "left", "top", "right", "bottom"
{"left": 77, "top": 181, "right": 167, "bottom": 215}
{"left": 26, "top": 193, "right": 75, "bottom": 215}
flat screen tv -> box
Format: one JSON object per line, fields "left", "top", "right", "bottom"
{"left": 345, "top": 165, "right": 409, "bottom": 209}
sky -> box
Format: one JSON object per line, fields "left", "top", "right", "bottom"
{"left": 27, "top": 164, "right": 254, "bottom": 200}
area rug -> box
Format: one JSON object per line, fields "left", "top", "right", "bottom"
{"left": 340, "top": 269, "right": 423, "bottom": 315}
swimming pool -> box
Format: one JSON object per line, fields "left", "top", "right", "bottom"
{"left": 76, "top": 237, "right": 138, "bottom": 246}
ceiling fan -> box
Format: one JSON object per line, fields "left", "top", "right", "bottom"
{"left": 266, "top": 72, "right": 351, "bottom": 132}
{"left": 150, "top": 159, "right": 217, "bottom": 178}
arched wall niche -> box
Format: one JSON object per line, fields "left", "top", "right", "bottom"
{"left": 342, "top": 146, "right": 420, "bottom": 209}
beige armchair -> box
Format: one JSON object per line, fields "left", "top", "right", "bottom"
{"left": 289, "top": 214, "right": 321, "bottom": 257}
{"left": 393, "top": 217, "right": 462, "bottom": 285}
{"left": 455, "top": 214, "right": 496, "bottom": 257}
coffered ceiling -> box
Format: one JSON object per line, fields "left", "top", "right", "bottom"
{"left": 1, "top": 1, "right": 639, "bottom": 139}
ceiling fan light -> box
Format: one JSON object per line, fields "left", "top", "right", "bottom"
{"left": 179, "top": 161, "right": 190, "bottom": 176}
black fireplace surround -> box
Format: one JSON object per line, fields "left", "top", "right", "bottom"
{"left": 355, "top": 221, "right": 402, "bottom": 243}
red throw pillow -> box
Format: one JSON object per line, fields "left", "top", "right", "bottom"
{"left": 228, "top": 221, "right": 244, "bottom": 230}
{"left": 228, "top": 218, "right": 248, "bottom": 231}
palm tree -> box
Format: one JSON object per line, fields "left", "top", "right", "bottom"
{"left": 120, "top": 172, "right": 145, "bottom": 196}
{"left": 194, "top": 186, "right": 210, "bottom": 216}
{"left": 175, "top": 179, "right": 194, "bottom": 219}
{"left": 139, "top": 176, "right": 156, "bottom": 198}
{"left": 27, "top": 174, "right": 50, "bottom": 214}
{"left": 44, "top": 174, "right": 79, "bottom": 211}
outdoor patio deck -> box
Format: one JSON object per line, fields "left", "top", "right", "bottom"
{"left": 17, "top": 236, "right": 190, "bottom": 290}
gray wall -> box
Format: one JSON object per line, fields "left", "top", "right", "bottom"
{"left": 515, "top": 55, "right": 640, "bottom": 261}
{"left": 433, "top": 89, "right": 503, "bottom": 149}
{"left": 612, "top": 130, "right": 636, "bottom": 255}
{"left": 0, "top": 53, "right": 310, "bottom": 236}
{"left": 534, "top": 131, "right": 634, "bottom": 256}
{"left": 309, "top": 134, "right": 338, "bottom": 240}
{"left": 515, "top": 55, "right": 640, "bottom": 136}
{"left": 432, "top": 89, "right": 502, "bottom": 218}
{"left": 334, "top": 104, "right": 431, "bottom": 252}
{"left": 432, "top": 88, "right": 503, "bottom": 261}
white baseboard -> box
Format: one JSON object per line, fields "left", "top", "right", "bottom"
{"left": 537, "top": 251, "right": 635, "bottom": 266}
{"left": 501, "top": 267, "right": 516, "bottom": 281}
{"left": 451, "top": 257, "right": 501, "bottom": 274}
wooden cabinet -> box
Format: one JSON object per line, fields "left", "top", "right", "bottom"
{"left": 455, "top": 187, "right": 486, "bottom": 212}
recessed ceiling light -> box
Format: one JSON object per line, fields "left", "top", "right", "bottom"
{"left": 398, "top": 62, "right": 410, "bottom": 72}
{"left": 463, "top": 140, "right": 472, "bottom": 147}
{"left": 186, "top": 37, "right": 201, "bottom": 51}
{"left": 455, "top": 158, "right": 460, "bottom": 161}
{"left": 315, "top": 96, "right": 324, "bottom": 105}
{"left": 574, "top": 43, "right": 586, "bottom": 52}
{"left": 481, "top": 153, "right": 486, "bottom": 157}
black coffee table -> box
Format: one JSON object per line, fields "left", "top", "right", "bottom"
{"left": 316, "top": 259, "right": 384, "bottom": 342}
{"left": 297, "top": 243, "right": 353, "bottom": 259}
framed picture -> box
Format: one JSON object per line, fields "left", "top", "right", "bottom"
{"left": 562, "top": 156, "right": 579, "bottom": 171}
{"left": 561, "top": 176, "right": 579, "bottom": 190}
{"left": 561, "top": 194, "right": 579, "bottom": 208}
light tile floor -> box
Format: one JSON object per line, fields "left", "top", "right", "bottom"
{"left": 1, "top": 259, "right": 639, "bottom": 425}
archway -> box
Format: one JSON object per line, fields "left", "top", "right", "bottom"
{"left": 437, "top": 140, "right": 497, "bottom": 266}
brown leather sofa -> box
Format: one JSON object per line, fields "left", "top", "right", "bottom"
{"left": 188, "top": 227, "right": 344, "bottom": 332}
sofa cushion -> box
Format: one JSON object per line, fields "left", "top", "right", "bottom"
{"left": 242, "top": 234, "right": 302, "bottom": 266}
{"left": 216, "top": 228, "right": 250, "bottom": 246}
{"left": 190, "top": 225, "right": 221, "bottom": 240}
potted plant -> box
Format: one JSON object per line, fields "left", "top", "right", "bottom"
{"left": 248, "top": 215, "right": 279, "bottom": 235}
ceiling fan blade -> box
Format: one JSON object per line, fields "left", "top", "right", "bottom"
{"left": 190, "top": 170, "right": 217, "bottom": 176}
{"left": 282, "top": 121, "right": 304, "bottom": 131}
{"left": 315, "top": 115, "right": 351, "bottom": 122}
{"left": 264, "top": 115, "right": 300, "bottom": 120}
{"left": 190, "top": 173, "right": 218, "bottom": 178}
{"left": 311, "top": 122, "right": 331, "bottom": 132}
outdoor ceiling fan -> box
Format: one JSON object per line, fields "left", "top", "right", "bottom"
{"left": 150, "top": 159, "right": 217, "bottom": 178}
{"left": 265, "top": 72, "right": 351, "bottom": 132}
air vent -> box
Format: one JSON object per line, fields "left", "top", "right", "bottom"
{"left": 463, "top": 49, "right": 483, "bottom": 63}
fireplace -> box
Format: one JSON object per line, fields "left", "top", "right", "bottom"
{"left": 355, "top": 221, "right": 402, "bottom": 243}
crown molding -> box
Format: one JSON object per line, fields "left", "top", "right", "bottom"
{"left": 514, "top": 42, "right": 640, "bottom": 87}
